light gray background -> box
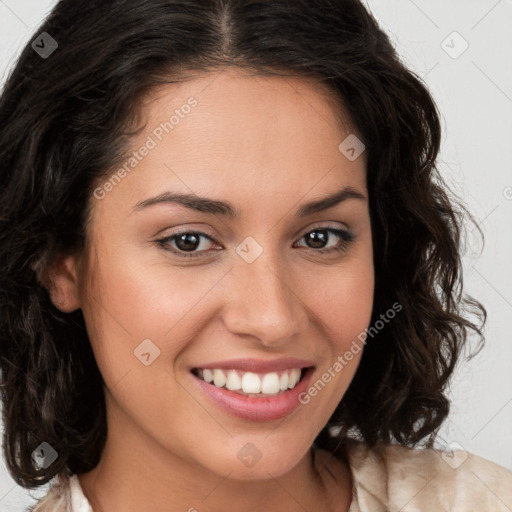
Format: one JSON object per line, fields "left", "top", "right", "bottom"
{"left": 0, "top": 0, "right": 511, "bottom": 509}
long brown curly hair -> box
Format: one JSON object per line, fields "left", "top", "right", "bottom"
{"left": 0, "top": 0, "right": 486, "bottom": 488}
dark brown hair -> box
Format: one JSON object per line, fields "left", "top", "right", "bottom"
{"left": 0, "top": 0, "right": 486, "bottom": 488}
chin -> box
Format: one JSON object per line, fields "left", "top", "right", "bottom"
{"left": 198, "top": 436, "right": 312, "bottom": 481}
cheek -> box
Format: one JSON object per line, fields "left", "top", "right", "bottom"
{"left": 85, "top": 244, "right": 196, "bottom": 330}
{"left": 78, "top": 246, "right": 229, "bottom": 382}
{"left": 301, "top": 257, "right": 374, "bottom": 405}
{"left": 311, "top": 257, "right": 375, "bottom": 345}
{"left": 78, "top": 249, "right": 214, "bottom": 436}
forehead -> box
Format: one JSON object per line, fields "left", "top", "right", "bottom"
{"left": 139, "top": 67, "right": 356, "bottom": 148}
{"left": 92, "top": 67, "right": 367, "bottom": 222}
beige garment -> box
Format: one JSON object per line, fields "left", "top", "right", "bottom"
{"left": 29, "top": 442, "right": 512, "bottom": 512}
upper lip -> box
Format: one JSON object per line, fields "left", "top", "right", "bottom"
{"left": 192, "top": 358, "right": 315, "bottom": 373}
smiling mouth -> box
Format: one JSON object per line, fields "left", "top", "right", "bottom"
{"left": 191, "top": 367, "right": 310, "bottom": 397}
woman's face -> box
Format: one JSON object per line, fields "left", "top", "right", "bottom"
{"left": 69, "top": 67, "right": 374, "bottom": 480}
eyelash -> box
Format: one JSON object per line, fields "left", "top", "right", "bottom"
{"left": 155, "top": 226, "right": 355, "bottom": 259}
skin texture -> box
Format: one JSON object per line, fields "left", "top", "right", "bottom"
{"left": 46, "top": 67, "right": 374, "bottom": 512}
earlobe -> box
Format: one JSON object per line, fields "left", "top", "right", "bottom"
{"left": 43, "top": 252, "right": 82, "bottom": 313}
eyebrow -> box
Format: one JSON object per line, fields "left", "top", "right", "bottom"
{"left": 131, "top": 186, "right": 366, "bottom": 218}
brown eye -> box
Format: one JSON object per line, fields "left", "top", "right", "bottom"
{"left": 295, "top": 227, "right": 355, "bottom": 253}
{"left": 156, "top": 231, "right": 218, "bottom": 258}
{"left": 304, "top": 230, "right": 329, "bottom": 249}
{"left": 174, "top": 233, "right": 203, "bottom": 252}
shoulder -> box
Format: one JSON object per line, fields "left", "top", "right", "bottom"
{"left": 343, "top": 440, "right": 512, "bottom": 511}
{"left": 28, "top": 474, "right": 70, "bottom": 512}
{"left": 29, "top": 473, "right": 92, "bottom": 512}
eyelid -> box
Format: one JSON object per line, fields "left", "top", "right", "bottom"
{"left": 160, "top": 226, "right": 218, "bottom": 240}
{"left": 298, "top": 220, "right": 350, "bottom": 234}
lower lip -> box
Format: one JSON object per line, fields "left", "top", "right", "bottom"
{"left": 191, "top": 368, "right": 314, "bottom": 422}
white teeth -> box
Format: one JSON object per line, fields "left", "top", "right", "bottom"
{"left": 196, "top": 367, "right": 305, "bottom": 395}
{"left": 279, "top": 372, "right": 289, "bottom": 391}
{"left": 242, "top": 372, "right": 261, "bottom": 394}
{"left": 225, "top": 370, "right": 242, "bottom": 391}
{"left": 261, "top": 372, "right": 280, "bottom": 394}
{"left": 213, "top": 369, "right": 226, "bottom": 388}
{"left": 288, "top": 368, "right": 301, "bottom": 389}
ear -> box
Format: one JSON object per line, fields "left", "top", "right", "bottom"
{"left": 43, "top": 252, "right": 82, "bottom": 313}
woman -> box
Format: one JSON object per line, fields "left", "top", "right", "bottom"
{"left": 0, "top": 1, "right": 510, "bottom": 511}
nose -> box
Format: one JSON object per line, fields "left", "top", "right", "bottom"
{"left": 221, "top": 249, "right": 309, "bottom": 347}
